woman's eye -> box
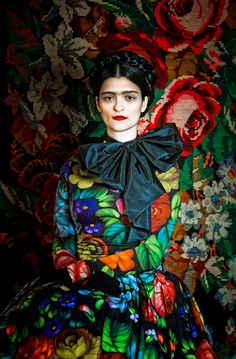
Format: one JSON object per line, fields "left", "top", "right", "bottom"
{"left": 125, "top": 96, "right": 136, "bottom": 102}
{"left": 103, "top": 96, "right": 113, "bottom": 102}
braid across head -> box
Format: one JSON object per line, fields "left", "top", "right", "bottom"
{"left": 90, "top": 51, "right": 156, "bottom": 114}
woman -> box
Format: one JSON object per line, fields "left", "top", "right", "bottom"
{"left": 0, "top": 51, "right": 216, "bottom": 358}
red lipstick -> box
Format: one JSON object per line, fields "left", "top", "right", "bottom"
{"left": 112, "top": 116, "right": 127, "bottom": 121}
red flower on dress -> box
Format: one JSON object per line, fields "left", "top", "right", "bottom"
{"left": 153, "top": 0, "right": 228, "bottom": 54}
{"left": 53, "top": 249, "right": 77, "bottom": 269}
{"left": 152, "top": 273, "right": 176, "bottom": 318}
{"left": 67, "top": 259, "right": 90, "bottom": 283}
{"left": 142, "top": 300, "right": 157, "bottom": 324}
{"left": 196, "top": 339, "right": 218, "bottom": 359}
{"left": 148, "top": 76, "right": 222, "bottom": 156}
{"left": 15, "top": 335, "right": 54, "bottom": 359}
{"left": 151, "top": 193, "right": 171, "bottom": 232}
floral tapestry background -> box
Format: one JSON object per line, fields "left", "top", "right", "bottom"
{"left": 0, "top": 0, "right": 235, "bottom": 357}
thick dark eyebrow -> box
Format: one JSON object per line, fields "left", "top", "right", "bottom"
{"left": 100, "top": 90, "right": 140, "bottom": 95}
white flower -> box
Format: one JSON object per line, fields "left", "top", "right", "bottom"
{"left": 226, "top": 255, "right": 236, "bottom": 284}
{"left": 202, "top": 180, "right": 229, "bottom": 213}
{"left": 27, "top": 72, "right": 67, "bottom": 121}
{"left": 215, "top": 286, "right": 236, "bottom": 311}
{"left": 217, "top": 158, "right": 236, "bottom": 193}
{"left": 181, "top": 233, "right": 209, "bottom": 262}
{"left": 53, "top": 0, "right": 90, "bottom": 24}
{"left": 43, "top": 23, "right": 95, "bottom": 79}
{"left": 179, "top": 200, "right": 202, "bottom": 229}
{"left": 62, "top": 106, "right": 87, "bottom": 134}
{"left": 203, "top": 256, "right": 224, "bottom": 278}
{"left": 205, "top": 212, "right": 232, "bottom": 242}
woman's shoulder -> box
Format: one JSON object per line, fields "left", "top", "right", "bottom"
{"left": 59, "top": 150, "right": 83, "bottom": 178}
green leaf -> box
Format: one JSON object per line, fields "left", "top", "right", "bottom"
{"left": 99, "top": 201, "right": 114, "bottom": 208}
{"left": 104, "top": 223, "right": 127, "bottom": 244}
{"left": 89, "top": 0, "right": 155, "bottom": 36}
{"left": 217, "top": 239, "right": 233, "bottom": 257}
{"left": 96, "top": 208, "right": 120, "bottom": 218}
{"left": 72, "top": 188, "right": 80, "bottom": 201}
{"left": 95, "top": 299, "right": 105, "bottom": 310}
{"left": 102, "top": 318, "right": 133, "bottom": 352}
{"left": 79, "top": 187, "right": 108, "bottom": 199}
{"left": 102, "top": 266, "right": 114, "bottom": 276}
{"left": 34, "top": 316, "right": 45, "bottom": 329}
{"left": 103, "top": 217, "right": 121, "bottom": 226}
{"left": 180, "top": 155, "right": 193, "bottom": 191}
{"left": 157, "top": 317, "right": 167, "bottom": 329}
{"left": 136, "top": 234, "right": 162, "bottom": 270}
{"left": 171, "top": 192, "right": 181, "bottom": 220}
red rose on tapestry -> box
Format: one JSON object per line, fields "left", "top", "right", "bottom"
{"left": 153, "top": 0, "right": 228, "bottom": 54}
{"left": 35, "top": 174, "right": 58, "bottom": 244}
{"left": 99, "top": 29, "right": 167, "bottom": 89}
{"left": 35, "top": 175, "right": 58, "bottom": 227}
{"left": 148, "top": 76, "right": 222, "bottom": 156}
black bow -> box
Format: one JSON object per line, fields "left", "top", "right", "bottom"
{"left": 79, "top": 124, "right": 182, "bottom": 242}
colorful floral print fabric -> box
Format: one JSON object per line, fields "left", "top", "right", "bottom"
{"left": 0, "top": 153, "right": 214, "bottom": 358}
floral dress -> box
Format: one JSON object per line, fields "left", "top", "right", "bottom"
{"left": 0, "top": 126, "right": 215, "bottom": 358}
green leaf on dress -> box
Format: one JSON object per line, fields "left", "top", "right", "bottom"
{"left": 102, "top": 317, "right": 133, "bottom": 352}
{"left": 79, "top": 187, "right": 108, "bottom": 200}
{"left": 104, "top": 223, "right": 127, "bottom": 244}
{"left": 96, "top": 208, "right": 120, "bottom": 218}
{"left": 136, "top": 234, "right": 162, "bottom": 270}
{"left": 171, "top": 192, "right": 181, "bottom": 220}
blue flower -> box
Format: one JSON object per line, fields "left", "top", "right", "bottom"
{"left": 44, "top": 316, "right": 64, "bottom": 337}
{"left": 82, "top": 217, "right": 104, "bottom": 234}
{"left": 120, "top": 274, "right": 139, "bottom": 292}
{"left": 58, "top": 293, "right": 77, "bottom": 308}
{"left": 74, "top": 198, "right": 99, "bottom": 216}
{"left": 106, "top": 291, "right": 132, "bottom": 313}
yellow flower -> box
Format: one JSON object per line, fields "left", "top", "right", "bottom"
{"left": 155, "top": 165, "right": 179, "bottom": 193}
{"left": 52, "top": 328, "right": 101, "bottom": 358}
{"left": 69, "top": 164, "right": 102, "bottom": 189}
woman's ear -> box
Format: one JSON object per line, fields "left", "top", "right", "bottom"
{"left": 95, "top": 96, "right": 100, "bottom": 113}
{"left": 141, "top": 96, "right": 149, "bottom": 113}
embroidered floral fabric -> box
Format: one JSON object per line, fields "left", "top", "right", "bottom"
{"left": 0, "top": 152, "right": 214, "bottom": 358}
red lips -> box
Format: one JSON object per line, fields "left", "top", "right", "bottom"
{"left": 112, "top": 116, "right": 127, "bottom": 121}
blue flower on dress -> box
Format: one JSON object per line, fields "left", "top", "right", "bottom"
{"left": 74, "top": 198, "right": 99, "bottom": 216}
{"left": 106, "top": 291, "right": 132, "bottom": 313}
{"left": 44, "top": 316, "right": 64, "bottom": 337}
{"left": 120, "top": 274, "right": 139, "bottom": 292}
{"left": 58, "top": 293, "right": 77, "bottom": 308}
{"left": 82, "top": 217, "right": 104, "bottom": 234}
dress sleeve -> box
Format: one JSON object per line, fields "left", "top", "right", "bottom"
{"left": 52, "top": 161, "right": 180, "bottom": 282}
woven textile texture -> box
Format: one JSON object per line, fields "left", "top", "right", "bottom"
{"left": 0, "top": 1, "right": 235, "bottom": 357}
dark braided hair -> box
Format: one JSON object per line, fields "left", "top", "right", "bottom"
{"left": 90, "top": 51, "right": 156, "bottom": 114}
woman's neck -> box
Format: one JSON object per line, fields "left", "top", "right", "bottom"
{"left": 106, "top": 127, "right": 138, "bottom": 142}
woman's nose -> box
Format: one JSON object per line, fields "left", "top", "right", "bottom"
{"left": 114, "top": 97, "right": 124, "bottom": 111}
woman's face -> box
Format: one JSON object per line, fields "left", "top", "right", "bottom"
{"left": 96, "top": 76, "right": 148, "bottom": 141}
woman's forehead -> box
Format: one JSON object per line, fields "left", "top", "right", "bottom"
{"left": 99, "top": 76, "right": 141, "bottom": 94}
